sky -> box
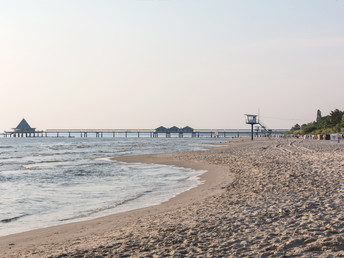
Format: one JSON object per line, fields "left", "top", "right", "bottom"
{"left": 1, "top": 0, "right": 343, "bottom": 131}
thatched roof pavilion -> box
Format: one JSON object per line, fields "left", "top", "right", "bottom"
{"left": 12, "top": 119, "right": 36, "bottom": 133}
{"left": 4, "top": 119, "right": 43, "bottom": 137}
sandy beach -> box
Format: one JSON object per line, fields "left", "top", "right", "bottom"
{"left": 1, "top": 138, "right": 344, "bottom": 257}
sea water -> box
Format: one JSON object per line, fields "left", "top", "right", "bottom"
{"left": 0, "top": 137, "right": 223, "bottom": 237}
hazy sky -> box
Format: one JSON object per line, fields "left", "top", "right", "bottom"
{"left": 1, "top": 0, "right": 343, "bottom": 131}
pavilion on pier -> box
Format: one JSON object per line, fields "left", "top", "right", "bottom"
{"left": 4, "top": 119, "right": 43, "bottom": 137}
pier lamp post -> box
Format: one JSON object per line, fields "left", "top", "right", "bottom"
{"left": 245, "top": 114, "right": 259, "bottom": 141}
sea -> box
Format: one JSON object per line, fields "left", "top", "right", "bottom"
{"left": 0, "top": 136, "right": 226, "bottom": 237}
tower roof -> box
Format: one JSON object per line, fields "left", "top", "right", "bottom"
{"left": 16, "top": 119, "right": 32, "bottom": 130}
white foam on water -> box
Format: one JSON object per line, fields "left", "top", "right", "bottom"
{"left": 0, "top": 137, "right": 219, "bottom": 237}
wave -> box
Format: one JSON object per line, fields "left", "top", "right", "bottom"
{"left": 177, "top": 176, "right": 191, "bottom": 182}
{"left": 0, "top": 156, "right": 25, "bottom": 160}
{"left": 76, "top": 145, "right": 91, "bottom": 149}
{"left": 22, "top": 159, "right": 72, "bottom": 170}
{"left": 1, "top": 214, "right": 28, "bottom": 223}
{"left": 47, "top": 145, "right": 75, "bottom": 151}
{"left": 34, "top": 151, "right": 87, "bottom": 157}
{"left": 0, "top": 146, "right": 13, "bottom": 149}
{"left": 94, "top": 157, "right": 114, "bottom": 162}
{"left": 59, "top": 190, "right": 152, "bottom": 222}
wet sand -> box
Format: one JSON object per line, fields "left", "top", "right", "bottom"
{"left": 1, "top": 138, "right": 344, "bottom": 257}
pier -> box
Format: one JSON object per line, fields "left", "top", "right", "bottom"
{"left": 2, "top": 119, "right": 287, "bottom": 138}
{"left": 2, "top": 128, "right": 287, "bottom": 138}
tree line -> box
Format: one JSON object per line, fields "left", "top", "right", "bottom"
{"left": 288, "top": 109, "right": 344, "bottom": 135}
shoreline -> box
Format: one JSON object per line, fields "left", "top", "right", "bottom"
{"left": 2, "top": 138, "right": 344, "bottom": 256}
{"left": 0, "top": 143, "right": 233, "bottom": 257}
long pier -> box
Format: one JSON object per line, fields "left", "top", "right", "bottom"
{"left": 1, "top": 129, "right": 288, "bottom": 138}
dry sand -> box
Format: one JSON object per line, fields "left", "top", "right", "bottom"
{"left": 1, "top": 138, "right": 344, "bottom": 257}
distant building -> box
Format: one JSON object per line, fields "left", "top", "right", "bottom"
{"left": 169, "top": 126, "right": 180, "bottom": 133}
{"left": 155, "top": 126, "right": 194, "bottom": 134}
{"left": 182, "top": 126, "right": 194, "bottom": 133}
{"left": 155, "top": 126, "right": 167, "bottom": 133}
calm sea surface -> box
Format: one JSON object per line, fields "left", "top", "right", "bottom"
{"left": 0, "top": 137, "right": 224, "bottom": 236}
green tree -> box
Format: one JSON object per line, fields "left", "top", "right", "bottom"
{"left": 290, "top": 124, "right": 301, "bottom": 131}
{"left": 329, "top": 109, "right": 343, "bottom": 127}
{"left": 317, "top": 116, "right": 330, "bottom": 130}
{"left": 316, "top": 109, "right": 322, "bottom": 122}
{"left": 301, "top": 123, "right": 317, "bottom": 134}
{"left": 286, "top": 108, "right": 344, "bottom": 135}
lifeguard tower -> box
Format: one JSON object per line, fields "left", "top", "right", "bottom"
{"left": 245, "top": 114, "right": 259, "bottom": 141}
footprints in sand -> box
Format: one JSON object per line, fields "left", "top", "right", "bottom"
{"left": 14, "top": 139, "right": 344, "bottom": 257}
